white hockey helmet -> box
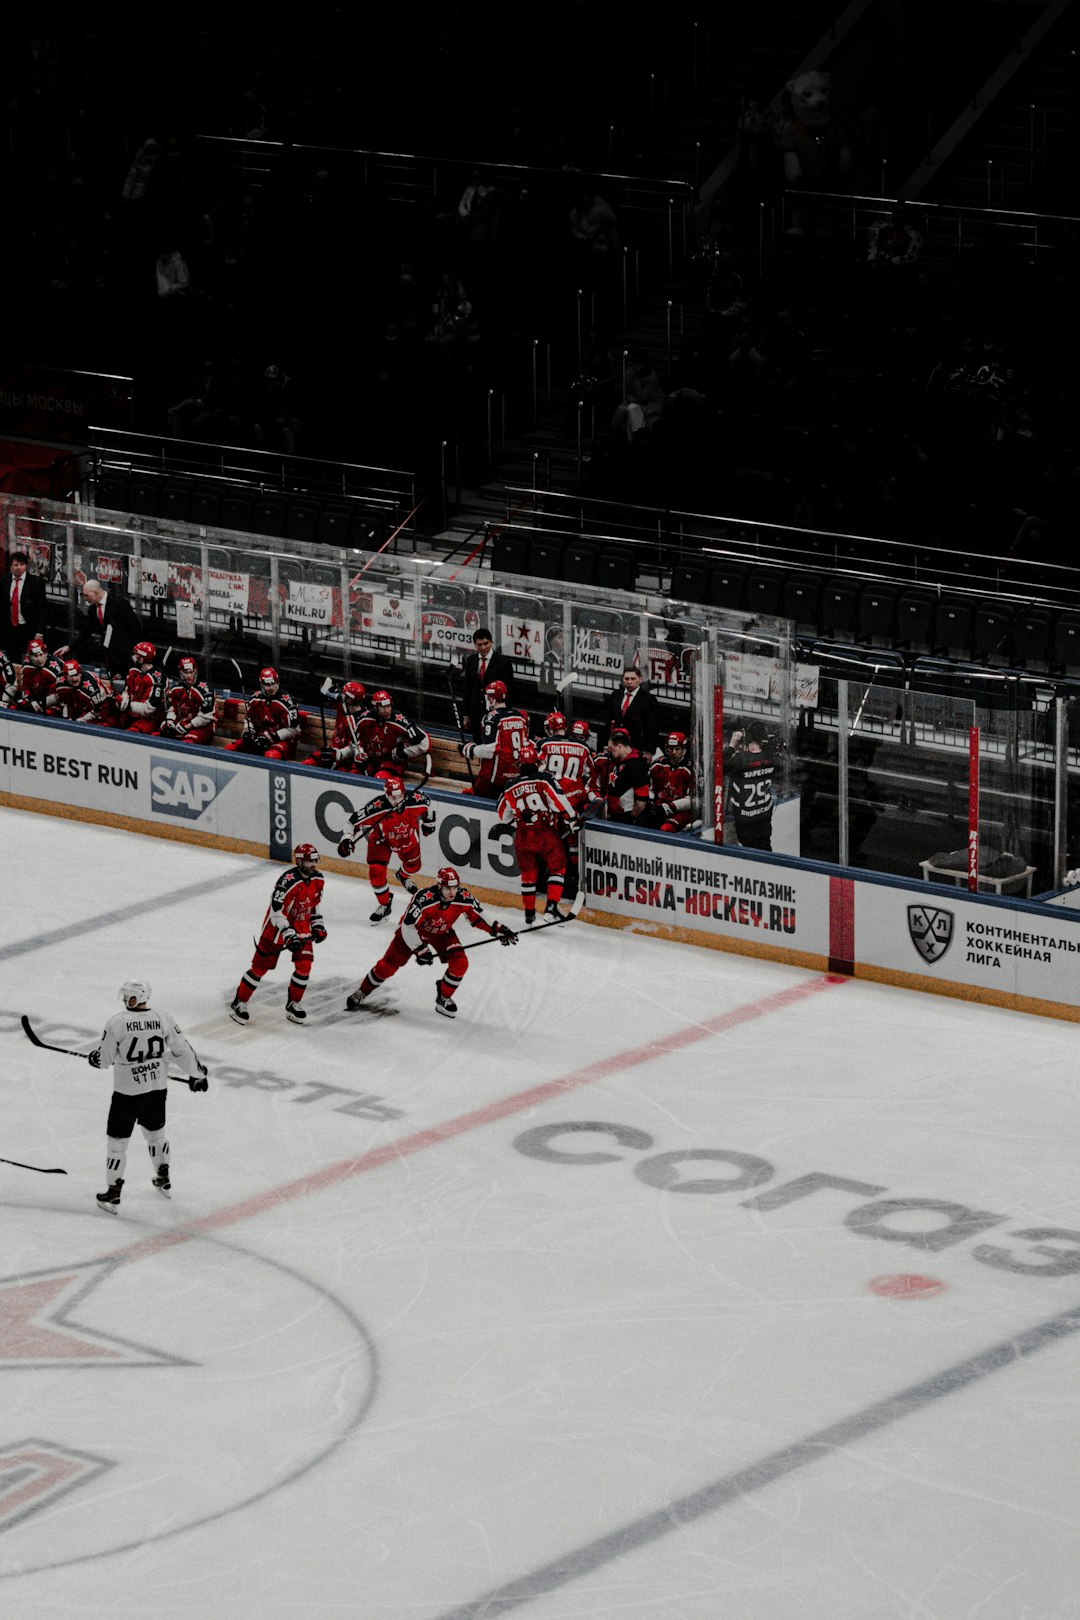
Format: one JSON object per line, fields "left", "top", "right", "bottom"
{"left": 119, "top": 980, "right": 151, "bottom": 1009}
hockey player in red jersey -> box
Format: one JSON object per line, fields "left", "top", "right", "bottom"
{"left": 14, "top": 637, "right": 64, "bottom": 713}
{"left": 54, "top": 659, "right": 110, "bottom": 723}
{"left": 302, "top": 680, "right": 368, "bottom": 770}
{"left": 537, "top": 710, "right": 594, "bottom": 813}
{"left": 346, "top": 865, "right": 516, "bottom": 1019}
{"left": 641, "top": 730, "right": 694, "bottom": 832}
{"left": 498, "top": 740, "right": 576, "bottom": 925}
{"left": 462, "top": 680, "right": 529, "bottom": 798}
{"left": 0, "top": 648, "right": 15, "bottom": 707}
{"left": 230, "top": 844, "right": 327, "bottom": 1025}
{"left": 159, "top": 655, "right": 216, "bottom": 743}
{"left": 103, "top": 641, "right": 166, "bottom": 732}
{"left": 337, "top": 774, "right": 436, "bottom": 923}
{"left": 352, "top": 689, "right": 430, "bottom": 782}
{"left": 604, "top": 727, "right": 651, "bottom": 821}
{"left": 225, "top": 668, "right": 300, "bottom": 760}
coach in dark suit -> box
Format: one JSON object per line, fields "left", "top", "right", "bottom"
{"left": 73, "top": 577, "right": 144, "bottom": 676}
{"left": 461, "top": 626, "right": 515, "bottom": 741}
{"left": 1, "top": 552, "right": 47, "bottom": 663}
{"left": 604, "top": 666, "right": 662, "bottom": 754}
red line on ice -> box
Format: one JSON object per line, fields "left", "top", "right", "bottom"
{"left": 109, "top": 973, "right": 844, "bottom": 1264}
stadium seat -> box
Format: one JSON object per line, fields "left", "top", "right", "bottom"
{"left": 94, "top": 470, "right": 130, "bottom": 513}
{"left": 128, "top": 476, "right": 161, "bottom": 518}
{"left": 744, "top": 568, "right": 786, "bottom": 617}
{"left": 596, "top": 548, "right": 636, "bottom": 592}
{"left": 318, "top": 504, "right": 354, "bottom": 547}
{"left": 190, "top": 486, "right": 222, "bottom": 529}
{"left": 856, "top": 584, "right": 898, "bottom": 647}
{"left": 220, "top": 493, "right": 254, "bottom": 533}
{"left": 707, "top": 561, "right": 746, "bottom": 611}
{"left": 894, "top": 588, "right": 936, "bottom": 652}
{"left": 561, "top": 540, "right": 599, "bottom": 585}
{"left": 818, "top": 577, "right": 860, "bottom": 642}
{"left": 159, "top": 478, "right": 192, "bottom": 524}
{"left": 669, "top": 561, "right": 709, "bottom": 603}
{"left": 252, "top": 493, "right": 288, "bottom": 537}
{"left": 489, "top": 532, "right": 529, "bottom": 575}
{"left": 1052, "top": 612, "right": 1080, "bottom": 675}
{"left": 972, "top": 603, "right": 1014, "bottom": 665}
{"left": 1008, "top": 609, "right": 1054, "bottom": 671}
{"left": 934, "top": 597, "right": 975, "bottom": 659}
{"left": 285, "top": 498, "right": 320, "bottom": 544}
{"left": 782, "top": 572, "right": 822, "bottom": 636}
{"left": 528, "top": 535, "right": 566, "bottom": 580}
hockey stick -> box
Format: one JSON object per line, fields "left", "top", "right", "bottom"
{"left": 21, "top": 1016, "right": 90, "bottom": 1060}
{"left": 461, "top": 887, "right": 585, "bottom": 951}
{"left": 0, "top": 1155, "right": 67, "bottom": 1175}
{"left": 318, "top": 675, "right": 332, "bottom": 750}
{"left": 446, "top": 667, "right": 476, "bottom": 785}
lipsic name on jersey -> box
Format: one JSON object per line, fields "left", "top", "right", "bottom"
{"left": 0, "top": 743, "right": 138, "bottom": 787}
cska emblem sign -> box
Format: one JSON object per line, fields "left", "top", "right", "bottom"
{"left": 907, "top": 904, "right": 955, "bottom": 964}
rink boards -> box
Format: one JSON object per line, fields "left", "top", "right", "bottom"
{"left": 4, "top": 709, "right": 1080, "bottom": 1022}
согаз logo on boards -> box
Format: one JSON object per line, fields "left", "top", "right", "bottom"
{"left": 149, "top": 758, "right": 237, "bottom": 821}
{"left": 907, "top": 903, "right": 954, "bottom": 964}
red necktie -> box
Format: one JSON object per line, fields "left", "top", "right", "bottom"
{"left": 10, "top": 582, "right": 18, "bottom": 627}
{"left": 479, "top": 657, "right": 487, "bottom": 683}
{"left": 97, "top": 604, "right": 104, "bottom": 627}
{"left": 621, "top": 692, "right": 630, "bottom": 716}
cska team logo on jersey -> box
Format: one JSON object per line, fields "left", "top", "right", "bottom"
{"left": 907, "top": 904, "right": 954, "bottom": 964}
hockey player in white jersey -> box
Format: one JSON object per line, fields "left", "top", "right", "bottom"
{"left": 89, "top": 981, "right": 209, "bottom": 1210}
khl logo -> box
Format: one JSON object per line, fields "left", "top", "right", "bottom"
{"left": 150, "top": 757, "right": 238, "bottom": 821}
{"left": 907, "top": 903, "right": 955, "bottom": 964}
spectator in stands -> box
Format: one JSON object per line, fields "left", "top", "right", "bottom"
{"left": 569, "top": 190, "right": 620, "bottom": 255}
{"left": 427, "top": 273, "right": 474, "bottom": 356}
{"left": 612, "top": 353, "right": 665, "bottom": 445}
{"left": 121, "top": 137, "right": 160, "bottom": 203}
{"left": 251, "top": 365, "right": 301, "bottom": 455}
{"left": 866, "top": 205, "right": 922, "bottom": 270}
{"left": 155, "top": 246, "right": 190, "bottom": 299}
{"left": 603, "top": 666, "right": 661, "bottom": 753}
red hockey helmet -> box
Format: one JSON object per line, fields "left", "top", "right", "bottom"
{"left": 60, "top": 659, "right": 81, "bottom": 684}
{"left": 342, "top": 680, "right": 366, "bottom": 706}
{"left": 437, "top": 866, "right": 460, "bottom": 896}
{"left": 293, "top": 843, "right": 320, "bottom": 873}
{"left": 383, "top": 774, "right": 405, "bottom": 804}
{"left": 259, "top": 667, "right": 279, "bottom": 694}
{"left": 371, "top": 689, "right": 392, "bottom": 712}
{"left": 26, "top": 636, "right": 48, "bottom": 666}
{"left": 133, "top": 640, "right": 156, "bottom": 664}
{"left": 518, "top": 739, "right": 538, "bottom": 767}
{"left": 569, "top": 719, "right": 591, "bottom": 743}
{"left": 544, "top": 710, "right": 566, "bottom": 737}
{"left": 177, "top": 655, "right": 198, "bottom": 680}
{"left": 666, "top": 731, "right": 688, "bottom": 754}
{"left": 608, "top": 727, "right": 632, "bottom": 750}
{"left": 484, "top": 679, "right": 507, "bottom": 706}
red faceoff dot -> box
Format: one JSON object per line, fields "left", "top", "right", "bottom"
{"left": 869, "top": 1273, "right": 946, "bottom": 1299}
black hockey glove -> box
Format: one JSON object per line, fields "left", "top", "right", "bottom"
{"left": 337, "top": 837, "right": 355, "bottom": 858}
{"left": 253, "top": 732, "right": 275, "bottom": 755}
{"left": 414, "top": 946, "right": 435, "bottom": 966}
{"left": 318, "top": 749, "right": 335, "bottom": 768}
{"left": 311, "top": 923, "right": 328, "bottom": 944}
{"left": 188, "top": 1074, "right": 209, "bottom": 1092}
{"left": 421, "top": 814, "right": 436, "bottom": 836}
{"left": 158, "top": 719, "right": 179, "bottom": 738}
{"left": 87, "top": 1050, "right": 101, "bottom": 1068}
{"left": 460, "top": 741, "right": 476, "bottom": 760}
{"left": 496, "top": 924, "right": 518, "bottom": 946}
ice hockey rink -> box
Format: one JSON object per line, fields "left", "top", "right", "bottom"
{"left": 3, "top": 804, "right": 1080, "bottom": 1620}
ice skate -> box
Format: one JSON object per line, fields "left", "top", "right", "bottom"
{"left": 394, "top": 870, "right": 417, "bottom": 894}
{"left": 345, "top": 987, "right": 369, "bottom": 1011}
{"left": 369, "top": 900, "right": 393, "bottom": 924}
{"left": 286, "top": 1000, "right": 307, "bottom": 1024}
{"left": 152, "top": 1164, "right": 171, "bottom": 1197}
{"left": 229, "top": 997, "right": 250, "bottom": 1024}
{"left": 96, "top": 1178, "right": 123, "bottom": 1211}
{"left": 523, "top": 911, "right": 536, "bottom": 926}
{"left": 545, "top": 901, "right": 566, "bottom": 922}
{"left": 435, "top": 991, "right": 458, "bottom": 1019}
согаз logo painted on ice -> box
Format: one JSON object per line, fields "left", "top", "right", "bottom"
{"left": 907, "top": 903, "right": 954, "bottom": 964}
{"left": 149, "top": 757, "right": 237, "bottom": 821}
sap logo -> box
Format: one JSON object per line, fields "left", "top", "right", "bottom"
{"left": 150, "top": 759, "right": 238, "bottom": 820}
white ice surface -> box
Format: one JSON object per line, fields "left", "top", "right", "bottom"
{"left": 2, "top": 807, "right": 1080, "bottom": 1619}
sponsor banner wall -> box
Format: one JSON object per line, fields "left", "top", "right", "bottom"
{"left": 581, "top": 823, "right": 830, "bottom": 958}
{"left": 854, "top": 879, "right": 1080, "bottom": 1010}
